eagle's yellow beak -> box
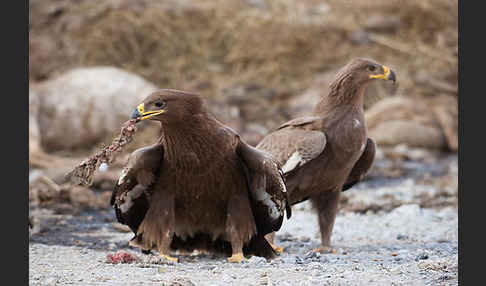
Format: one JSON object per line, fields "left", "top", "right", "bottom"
{"left": 131, "top": 103, "right": 165, "bottom": 120}
{"left": 369, "top": 65, "right": 396, "bottom": 83}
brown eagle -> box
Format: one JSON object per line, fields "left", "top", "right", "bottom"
{"left": 110, "top": 89, "right": 291, "bottom": 262}
{"left": 256, "top": 58, "right": 396, "bottom": 253}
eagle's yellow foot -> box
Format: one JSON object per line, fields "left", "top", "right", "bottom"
{"left": 159, "top": 253, "right": 178, "bottom": 263}
{"left": 227, "top": 253, "right": 247, "bottom": 263}
{"left": 270, "top": 243, "right": 284, "bottom": 254}
{"left": 312, "top": 246, "right": 337, "bottom": 254}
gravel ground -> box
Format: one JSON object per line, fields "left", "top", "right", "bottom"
{"left": 29, "top": 153, "right": 458, "bottom": 286}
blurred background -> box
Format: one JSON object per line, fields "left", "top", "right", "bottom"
{"left": 29, "top": 0, "right": 457, "bottom": 227}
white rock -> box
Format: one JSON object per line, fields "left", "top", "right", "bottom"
{"left": 390, "top": 204, "right": 422, "bottom": 217}
{"left": 247, "top": 256, "right": 267, "bottom": 264}
{"left": 32, "top": 66, "right": 158, "bottom": 151}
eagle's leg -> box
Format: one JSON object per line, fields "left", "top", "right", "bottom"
{"left": 128, "top": 234, "right": 152, "bottom": 255}
{"left": 264, "top": 232, "right": 283, "bottom": 254}
{"left": 310, "top": 190, "right": 340, "bottom": 254}
{"left": 226, "top": 195, "right": 256, "bottom": 263}
{"left": 137, "top": 192, "right": 178, "bottom": 262}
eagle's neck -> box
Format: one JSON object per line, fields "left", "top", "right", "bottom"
{"left": 158, "top": 115, "right": 221, "bottom": 170}
{"left": 312, "top": 75, "right": 367, "bottom": 116}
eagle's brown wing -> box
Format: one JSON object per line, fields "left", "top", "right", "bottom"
{"left": 342, "top": 138, "right": 376, "bottom": 191}
{"left": 235, "top": 135, "right": 291, "bottom": 235}
{"left": 256, "top": 116, "right": 326, "bottom": 176}
{"left": 276, "top": 116, "right": 322, "bottom": 130}
{"left": 111, "top": 144, "right": 164, "bottom": 235}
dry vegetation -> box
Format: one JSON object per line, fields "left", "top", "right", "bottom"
{"left": 30, "top": 0, "right": 457, "bottom": 100}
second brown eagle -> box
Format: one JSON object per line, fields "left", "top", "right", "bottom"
{"left": 257, "top": 58, "right": 396, "bottom": 253}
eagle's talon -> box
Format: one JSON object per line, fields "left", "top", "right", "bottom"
{"left": 159, "top": 253, "right": 178, "bottom": 263}
{"left": 227, "top": 253, "right": 247, "bottom": 263}
{"left": 312, "top": 246, "right": 337, "bottom": 254}
{"left": 270, "top": 243, "right": 284, "bottom": 254}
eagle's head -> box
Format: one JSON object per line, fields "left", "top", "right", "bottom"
{"left": 333, "top": 58, "right": 396, "bottom": 87}
{"left": 131, "top": 89, "right": 204, "bottom": 123}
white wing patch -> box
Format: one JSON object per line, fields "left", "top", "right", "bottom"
{"left": 360, "top": 142, "right": 366, "bottom": 152}
{"left": 117, "top": 168, "right": 129, "bottom": 185}
{"left": 353, "top": 119, "right": 361, "bottom": 128}
{"left": 119, "top": 186, "right": 144, "bottom": 213}
{"left": 254, "top": 188, "right": 282, "bottom": 220}
{"left": 281, "top": 151, "right": 303, "bottom": 174}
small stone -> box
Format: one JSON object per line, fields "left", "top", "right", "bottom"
{"left": 295, "top": 256, "right": 305, "bottom": 264}
{"left": 56, "top": 220, "right": 67, "bottom": 226}
{"left": 147, "top": 255, "right": 177, "bottom": 265}
{"left": 44, "top": 277, "right": 57, "bottom": 285}
{"left": 300, "top": 236, "right": 311, "bottom": 242}
{"left": 247, "top": 256, "right": 267, "bottom": 264}
{"left": 278, "top": 233, "right": 296, "bottom": 242}
{"left": 396, "top": 234, "right": 409, "bottom": 240}
{"left": 415, "top": 253, "right": 429, "bottom": 261}
{"left": 74, "top": 240, "right": 86, "bottom": 246}
{"left": 167, "top": 277, "right": 196, "bottom": 286}
{"left": 200, "top": 265, "right": 216, "bottom": 271}
{"left": 304, "top": 251, "right": 321, "bottom": 262}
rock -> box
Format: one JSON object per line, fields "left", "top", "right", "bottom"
{"left": 304, "top": 251, "right": 323, "bottom": 262}
{"left": 396, "top": 234, "right": 409, "bottom": 240}
{"left": 44, "top": 277, "right": 58, "bottom": 286}
{"left": 96, "top": 191, "right": 113, "bottom": 209}
{"left": 146, "top": 255, "right": 178, "bottom": 265}
{"left": 366, "top": 96, "right": 436, "bottom": 130}
{"left": 29, "top": 172, "right": 62, "bottom": 205}
{"left": 365, "top": 96, "right": 457, "bottom": 151}
{"left": 295, "top": 256, "right": 305, "bottom": 264}
{"left": 32, "top": 66, "right": 159, "bottom": 152}
{"left": 68, "top": 185, "right": 100, "bottom": 209}
{"left": 247, "top": 256, "right": 267, "bottom": 264}
{"left": 166, "top": 278, "right": 196, "bottom": 286}
{"left": 369, "top": 120, "right": 446, "bottom": 149}
{"left": 390, "top": 204, "right": 422, "bottom": 217}
{"left": 415, "top": 253, "right": 429, "bottom": 261}
{"left": 432, "top": 99, "right": 458, "bottom": 152}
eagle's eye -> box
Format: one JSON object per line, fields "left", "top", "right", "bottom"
{"left": 367, "top": 65, "right": 376, "bottom": 72}
{"left": 154, "top": 101, "right": 165, "bottom": 108}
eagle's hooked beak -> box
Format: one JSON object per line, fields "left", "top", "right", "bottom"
{"left": 131, "top": 103, "right": 165, "bottom": 120}
{"left": 370, "top": 65, "right": 396, "bottom": 83}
